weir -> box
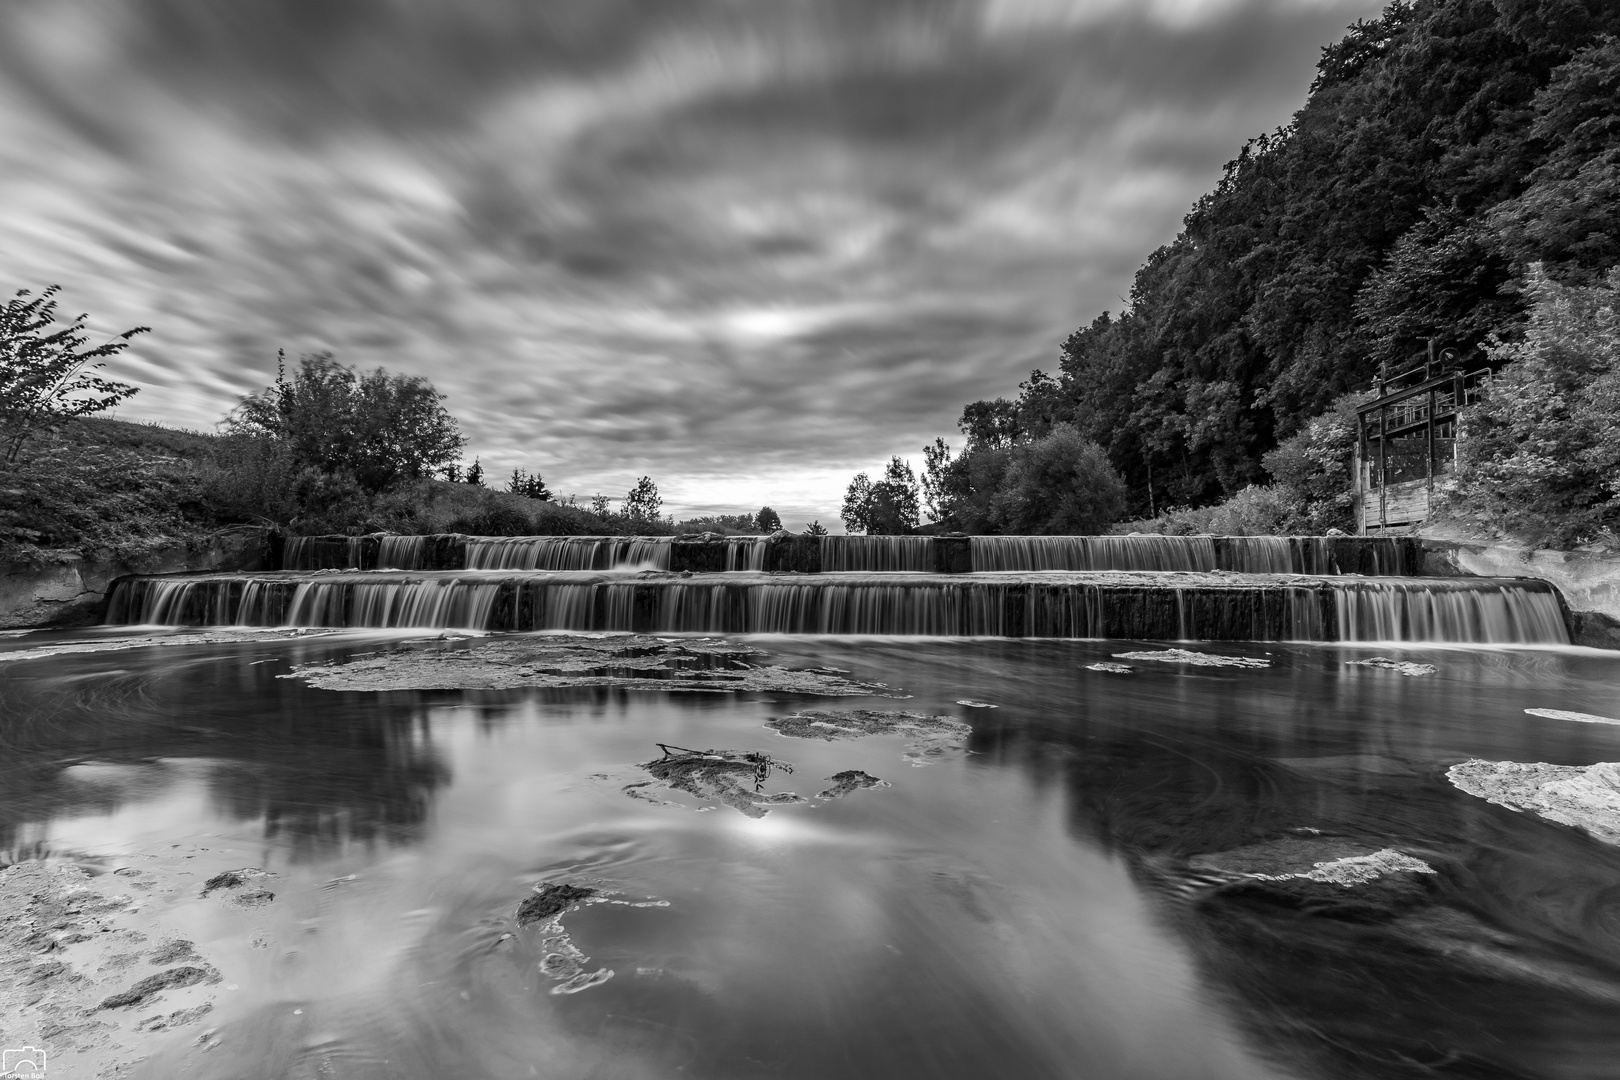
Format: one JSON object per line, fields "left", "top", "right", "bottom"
{"left": 104, "top": 569, "right": 1569, "bottom": 644}
{"left": 276, "top": 533, "right": 1420, "bottom": 575}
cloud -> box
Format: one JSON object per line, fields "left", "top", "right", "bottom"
{"left": 0, "top": 0, "right": 1383, "bottom": 527}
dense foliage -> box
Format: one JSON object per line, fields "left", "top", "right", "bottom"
{"left": 927, "top": 423, "right": 1128, "bottom": 535}
{"left": 841, "top": 458, "right": 921, "bottom": 535}
{"left": 950, "top": 0, "right": 1620, "bottom": 516}
{"left": 228, "top": 352, "right": 465, "bottom": 492}
{"left": 1441, "top": 266, "right": 1620, "bottom": 544}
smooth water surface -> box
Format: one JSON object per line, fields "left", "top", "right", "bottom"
{"left": 6, "top": 630, "right": 1620, "bottom": 1079}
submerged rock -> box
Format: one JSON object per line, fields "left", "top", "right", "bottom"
{"left": 516, "top": 883, "right": 614, "bottom": 995}
{"left": 1191, "top": 837, "right": 1435, "bottom": 885}
{"left": 766, "top": 709, "right": 973, "bottom": 769}
{"left": 288, "top": 635, "right": 900, "bottom": 696}
{"left": 634, "top": 745, "right": 802, "bottom": 818}
{"left": 765, "top": 710, "right": 970, "bottom": 742}
{"left": 955, "top": 699, "right": 998, "bottom": 708}
{"left": 1112, "top": 648, "right": 1270, "bottom": 669}
{"left": 1346, "top": 656, "right": 1436, "bottom": 676}
{"left": 1448, "top": 759, "right": 1620, "bottom": 846}
{"left": 517, "top": 884, "right": 597, "bottom": 927}
{"left": 1085, "top": 662, "right": 1134, "bottom": 674}
{"left": 1525, "top": 708, "right": 1620, "bottom": 726}
{"left": 100, "top": 964, "right": 220, "bottom": 1010}
{"left": 199, "top": 868, "right": 274, "bottom": 906}
{"left": 817, "top": 771, "right": 889, "bottom": 799}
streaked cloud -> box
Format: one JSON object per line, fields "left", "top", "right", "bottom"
{"left": 0, "top": 0, "right": 1383, "bottom": 527}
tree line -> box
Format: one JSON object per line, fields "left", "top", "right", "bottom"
{"left": 911, "top": 0, "right": 1619, "bottom": 535}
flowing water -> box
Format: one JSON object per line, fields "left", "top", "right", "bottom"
{"left": 6, "top": 628, "right": 1620, "bottom": 1079}
{"left": 106, "top": 571, "right": 1568, "bottom": 644}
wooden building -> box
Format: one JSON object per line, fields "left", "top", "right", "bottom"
{"left": 1354, "top": 344, "right": 1498, "bottom": 534}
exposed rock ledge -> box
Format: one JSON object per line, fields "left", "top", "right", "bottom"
{"left": 1448, "top": 759, "right": 1620, "bottom": 846}
{"left": 0, "top": 530, "right": 269, "bottom": 630}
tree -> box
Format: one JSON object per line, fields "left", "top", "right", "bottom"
{"left": 623, "top": 476, "right": 661, "bottom": 522}
{"left": 466, "top": 457, "right": 484, "bottom": 487}
{"left": 228, "top": 352, "right": 465, "bottom": 491}
{"left": 442, "top": 462, "right": 462, "bottom": 483}
{"left": 1445, "top": 264, "right": 1620, "bottom": 545}
{"left": 935, "top": 0, "right": 1620, "bottom": 516}
{"left": 997, "top": 424, "right": 1126, "bottom": 534}
{"left": 840, "top": 459, "right": 920, "bottom": 534}
{"left": 507, "top": 467, "right": 552, "bottom": 501}
{"left": 1, "top": 286, "right": 148, "bottom": 464}
{"left": 921, "top": 437, "right": 952, "bottom": 522}
{"left": 590, "top": 492, "right": 612, "bottom": 516}
{"left": 755, "top": 506, "right": 782, "bottom": 533}
{"left": 840, "top": 473, "right": 874, "bottom": 534}
{"left": 803, "top": 520, "right": 828, "bottom": 536}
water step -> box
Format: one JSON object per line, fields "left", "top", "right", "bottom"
{"left": 278, "top": 534, "right": 1423, "bottom": 576}
{"left": 106, "top": 570, "right": 1568, "bottom": 644}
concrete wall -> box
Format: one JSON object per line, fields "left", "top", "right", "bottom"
{"left": 1422, "top": 539, "right": 1620, "bottom": 648}
{"left": 0, "top": 531, "right": 269, "bottom": 630}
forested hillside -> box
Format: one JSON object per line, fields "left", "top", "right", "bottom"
{"left": 951, "top": 0, "right": 1620, "bottom": 517}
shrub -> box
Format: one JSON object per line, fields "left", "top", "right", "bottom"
{"left": 1441, "top": 264, "right": 1620, "bottom": 546}
{"left": 227, "top": 352, "right": 464, "bottom": 492}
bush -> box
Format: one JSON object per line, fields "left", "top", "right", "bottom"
{"left": 935, "top": 424, "right": 1125, "bottom": 534}
{"left": 1440, "top": 265, "right": 1620, "bottom": 547}
{"left": 227, "top": 352, "right": 464, "bottom": 492}
{"left": 1260, "top": 394, "right": 1361, "bottom": 533}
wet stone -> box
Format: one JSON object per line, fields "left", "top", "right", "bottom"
{"left": 817, "top": 771, "right": 889, "bottom": 800}
{"left": 765, "top": 710, "right": 969, "bottom": 742}
{"left": 517, "top": 884, "right": 597, "bottom": 927}
{"left": 1347, "top": 656, "right": 1436, "bottom": 676}
{"left": 1085, "top": 662, "right": 1134, "bottom": 674}
{"left": 288, "top": 635, "right": 900, "bottom": 696}
{"left": 1112, "top": 649, "right": 1270, "bottom": 669}
{"left": 1525, "top": 708, "right": 1620, "bottom": 726}
{"left": 100, "top": 965, "right": 219, "bottom": 1010}
{"left": 636, "top": 746, "right": 801, "bottom": 818}
{"left": 1448, "top": 759, "right": 1620, "bottom": 846}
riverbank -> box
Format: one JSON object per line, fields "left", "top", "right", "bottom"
{"left": 0, "top": 531, "right": 269, "bottom": 630}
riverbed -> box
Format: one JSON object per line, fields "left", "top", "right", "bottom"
{"left": 5, "top": 628, "right": 1620, "bottom": 1078}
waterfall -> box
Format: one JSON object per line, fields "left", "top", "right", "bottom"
{"left": 377, "top": 535, "right": 425, "bottom": 570}
{"left": 463, "top": 536, "right": 673, "bottom": 571}
{"left": 724, "top": 537, "right": 769, "bottom": 571}
{"left": 1334, "top": 580, "right": 1568, "bottom": 644}
{"left": 822, "top": 536, "right": 935, "bottom": 572}
{"left": 971, "top": 536, "right": 1220, "bottom": 572}
{"left": 104, "top": 571, "right": 1568, "bottom": 644}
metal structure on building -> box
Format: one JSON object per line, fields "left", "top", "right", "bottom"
{"left": 1354, "top": 342, "right": 1499, "bottom": 534}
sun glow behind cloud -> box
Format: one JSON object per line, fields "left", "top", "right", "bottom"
{"left": 0, "top": 0, "right": 1382, "bottom": 527}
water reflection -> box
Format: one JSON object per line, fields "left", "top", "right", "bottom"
{"left": 4, "top": 632, "right": 1620, "bottom": 1078}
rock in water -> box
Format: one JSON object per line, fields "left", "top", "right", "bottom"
{"left": 1448, "top": 760, "right": 1620, "bottom": 846}
{"left": 1085, "top": 662, "right": 1134, "bottom": 674}
{"left": 1112, "top": 648, "right": 1269, "bottom": 669}
{"left": 817, "top": 771, "right": 889, "bottom": 800}
{"left": 1347, "top": 657, "right": 1436, "bottom": 676}
{"left": 517, "top": 884, "right": 597, "bottom": 926}
{"left": 1525, "top": 708, "right": 1620, "bottom": 726}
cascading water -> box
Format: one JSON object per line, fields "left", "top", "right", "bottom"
{"left": 822, "top": 536, "right": 935, "bottom": 572}
{"left": 464, "top": 536, "right": 673, "bottom": 571}
{"left": 104, "top": 570, "right": 1569, "bottom": 644}
{"left": 971, "top": 535, "right": 1219, "bottom": 572}
{"left": 377, "top": 535, "right": 426, "bottom": 570}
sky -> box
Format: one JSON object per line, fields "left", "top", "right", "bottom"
{"left": 0, "top": 0, "right": 1385, "bottom": 529}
